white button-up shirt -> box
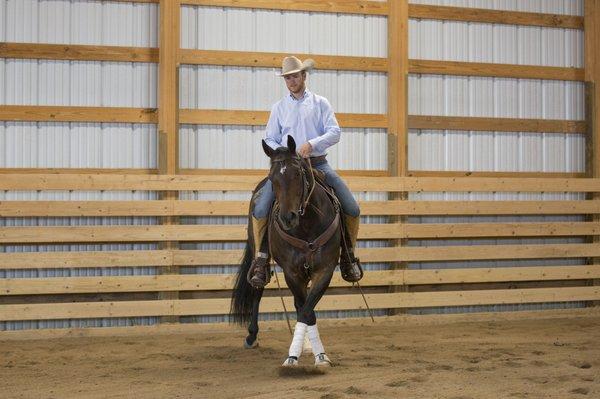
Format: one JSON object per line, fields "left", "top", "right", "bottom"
{"left": 264, "top": 89, "right": 341, "bottom": 156}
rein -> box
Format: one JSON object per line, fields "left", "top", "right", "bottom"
{"left": 298, "top": 157, "right": 316, "bottom": 216}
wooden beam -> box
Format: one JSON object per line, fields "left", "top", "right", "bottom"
{"left": 0, "top": 248, "right": 400, "bottom": 270}
{"left": 3, "top": 266, "right": 599, "bottom": 295}
{"left": 0, "top": 42, "right": 584, "bottom": 83}
{"left": 6, "top": 174, "right": 600, "bottom": 192}
{"left": 1, "top": 308, "right": 596, "bottom": 340}
{"left": 180, "top": 0, "right": 388, "bottom": 15}
{"left": 6, "top": 199, "right": 600, "bottom": 218}
{"left": 158, "top": 0, "right": 181, "bottom": 323}
{"left": 0, "top": 105, "right": 157, "bottom": 124}
{"left": 409, "top": 4, "right": 584, "bottom": 29}
{"left": 388, "top": 0, "right": 409, "bottom": 177}
{"left": 2, "top": 244, "right": 600, "bottom": 270}
{"left": 1, "top": 286, "right": 598, "bottom": 321}
{"left": 408, "top": 115, "right": 586, "bottom": 134}
{"left": 0, "top": 168, "right": 158, "bottom": 175}
{"left": 158, "top": 0, "right": 180, "bottom": 175}
{"left": 586, "top": 0, "right": 600, "bottom": 176}
{"left": 0, "top": 42, "right": 158, "bottom": 63}
{"left": 408, "top": 171, "right": 586, "bottom": 178}
{"left": 179, "top": 49, "right": 387, "bottom": 72}
{"left": 410, "top": 59, "right": 585, "bottom": 81}
{"left": 0, "top": 223, "right": 398, "bottom": 243}
{"left": 179, "top": 109, "right": 387, "bottom": 128}
{"left": 3, "top": 105, "right": 585, "bottom": 135}
{"left": 585, "top": 0, "right": 600, "bottom": 306}
{"left": 179, "top": 168, "right": 388, "bottom": 177}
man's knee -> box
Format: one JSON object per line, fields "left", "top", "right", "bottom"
{"left": 252, "top": 181, "right": 274, "bottom": 218}
{"left": 343, "top": 201, "right": 360, "bottom": 218}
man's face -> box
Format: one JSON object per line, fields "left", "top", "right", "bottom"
{"left": 284, "top": 72, "right": 306, "bottom": 95}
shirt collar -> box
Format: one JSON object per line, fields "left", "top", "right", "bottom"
{"left": 289, "top": 88, "right": 310, "bottom": 102}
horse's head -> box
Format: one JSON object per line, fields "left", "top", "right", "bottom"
{"left": 262, "top": 135, "right": 311, "bottom": 230}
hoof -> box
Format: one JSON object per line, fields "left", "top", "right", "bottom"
{"left": 282, "top": 357, "right": 299, "bottom": 367}
{"left": 244, "top": 338, "right": 258, "bottom": 349}
{"left": 314, "top": 353, "right": 332, "bottom": 367}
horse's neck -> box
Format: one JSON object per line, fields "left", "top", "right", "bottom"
{"left": 297, "top": 185, "right": 335, "bottom": 234}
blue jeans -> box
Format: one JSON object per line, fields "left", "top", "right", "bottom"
{"left": 252, "top": 161, "right": 360, "bottom": 218}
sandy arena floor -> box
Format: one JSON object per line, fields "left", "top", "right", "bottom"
{"left": 1, "top": 309, "right": 599, "bottom": 399}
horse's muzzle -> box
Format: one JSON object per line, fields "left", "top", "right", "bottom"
{"left": 278, "top": 210, "right": 299, "bottom": 230}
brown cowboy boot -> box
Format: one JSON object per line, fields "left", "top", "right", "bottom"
{"left": 247, "top": 216, "right": 271, "bottom": 288}
{"left": 340, "top": 215, "right": 363, "bottom": 283}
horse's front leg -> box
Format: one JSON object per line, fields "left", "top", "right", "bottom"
{"left": 297, "top": 267, "right": 335, "bottom": 367}
{"left": 245, "top": 288, "right": 264, "bottom": 349}
{"left": 281, "top": 271, "right": 308, "bottom": 367}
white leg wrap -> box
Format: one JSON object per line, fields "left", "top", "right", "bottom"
{"left": 307, "top": 324, "right": 325, "bottom": 356}
{"left": 288, "top": 322, "right": 308, "bottom": 358}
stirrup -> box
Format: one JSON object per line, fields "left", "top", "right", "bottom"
{"left": 247, "top": 257, "right": 271, "bottom": 288}
{"left": 340, "top": 256, "right": 363, "bottom": 283}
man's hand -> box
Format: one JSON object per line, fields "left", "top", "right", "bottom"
{"left": 298, "top": 142, "right": 313, "bottom": 158}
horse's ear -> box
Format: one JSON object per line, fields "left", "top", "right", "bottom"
{"left": 287, "top": 135, "right": 296, "bottom": 154}
{"left": 262, "top": 140, "right": 275, "bottom": 158}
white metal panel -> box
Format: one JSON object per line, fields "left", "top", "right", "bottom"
{"left": 180, "top": 6, "right": 387, "bottom": 57}
{"left": 4, "top": 0, "right": 158, "bottom": 46}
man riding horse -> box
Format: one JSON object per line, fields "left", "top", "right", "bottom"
{"left": 247, "top": 56, "right": 363, "bottom": 288}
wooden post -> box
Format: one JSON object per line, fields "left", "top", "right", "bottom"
{"left": 158, "top": 0, "right": 180, "bottom": 322}
{"left": 585, "top": 0, "right": 600, "bottom": 306}
{"left": 387, "top": 0, "right": 409, "bottom": 314}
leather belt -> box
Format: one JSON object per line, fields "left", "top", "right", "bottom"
{"left": 309, "top": 155, "right": 327, "bottom": 165}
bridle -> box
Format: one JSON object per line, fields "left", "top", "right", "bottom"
{"left": 270, "top": 154, "right": 316, "bottom": 217}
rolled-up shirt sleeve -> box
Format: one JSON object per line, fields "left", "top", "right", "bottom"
{"left": 308, "top": 98, "right": 341, "bottom": 154}
{"left": 264, "top": 104, "right": 283, "bottom": 150}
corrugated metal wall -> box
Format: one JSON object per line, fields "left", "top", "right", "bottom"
{"left": 0, "top": 0, "right": 589, "bottom": 328}
{"left": 0, "top": 0, "right": 160, "bottom": 330}
{"left": 408, "top": 0, "right": 587, "bottom": 314}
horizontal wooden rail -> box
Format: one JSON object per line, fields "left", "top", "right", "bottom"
{"left": 0, "top": 170, "right": 582, "bottom": 180}
{"left": 0, "top": 105, "right": 585, "bottom": 135}
{"left": 181, "top": 0, "right": 389, "bottom": 15}
{"left": 0, "top": 105, "right": 157, "bottom": 124}
{"left": 179, "top": 0, "right": 585, "bottom": 30}
{"left": 4, "top": 174, "right": 600, "bottom": 192}
{"left": 3, "top": 200, "right": 600, "bottom": 217}
{"left": 179, "top": 49, "right": 387, "bottom": 72}
{"left": 2, "top": 266, "right": 598, "bottom": 295}
{"left": 1, "top": 42, "right": 583, "bottom": 82}
{"left": 0, "top": 168, "right": 384, "bottom": 178}
{"left": 409, "top": 4, "right": 584, "bottom": 29}
{"left": 0, "top": 223, "right": 396, "bottom": 243}
{"left": 409, "top": 59, "right": 584, "bottom": 81}
{"left": 180, "top": 168, "right": 388, "bottom": 177}
{"left": 0, "top": 286, "right": 598, "bottom": 321}
{"left": 179, "top": 109, "right": 387, "bottom": 128}
{"left": 0, "top": 42, "right": 158, "bottom": 63}
{"left": 3, "top": 222, "right": 600, "bottom": 244}
{"left": 408, "top": 171, "right": 587, "bottom": 178}
{"left": 2, "top": 244, "right": 600, "bottom": 270}
{"left": 409, "top": 115, "right": 586, "bottom": 134}
{"left": 0, "top": 248, "right": 400, "bottom": 270}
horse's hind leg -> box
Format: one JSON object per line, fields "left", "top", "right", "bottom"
{"left": 245, "top": 288, "right": 264, "bottom": 349}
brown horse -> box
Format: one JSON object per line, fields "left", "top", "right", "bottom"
{"left": 230, "top": 136, "right": 342, "bottom": 367}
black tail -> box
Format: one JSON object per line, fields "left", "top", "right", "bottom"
{"left": 230, "top": 223, "right": 261, "bottom": 326}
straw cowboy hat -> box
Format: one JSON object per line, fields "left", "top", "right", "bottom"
{"left": 278, "top": 56, "right": 316, "bottom": 76}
